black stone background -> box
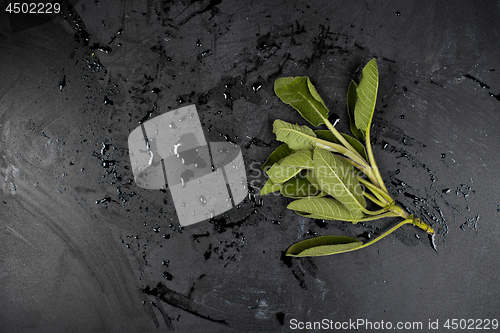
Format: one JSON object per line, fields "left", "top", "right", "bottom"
{"left": 1, "top": 1, "right": 499, "bottom": 332}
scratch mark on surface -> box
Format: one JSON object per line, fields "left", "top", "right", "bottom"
{"left": 5, "top": 225, "right": 37, "bottom": 249}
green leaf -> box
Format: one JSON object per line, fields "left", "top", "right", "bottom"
{"left": 313, "top": 148, "right": 366, "bottom": 214}
{"left": 273, "top": 120, "right": 344, "bottom": 153}
{"left": 273, "top": 119, "right": 317, "bottom": 150}
{"left": 260, "top": 178, "right": 282, "bottom": 195}
{"left": 261, "top": 144, "right": 294, "bottom": 170}
{"left": 266, "top": 164, "right": 301, "bottom": 184}
{"left": 266, "top": 150, "right": 313, "bottom": 184}
{"left": 286, "top": 235, "right": 363, "bottom": 257}
{"left": 347, "top": 80, "right": 364, "bottom": 141}
{"left": 354, "top": 58, "right": 379, "bottom": 136}
{"left": 278, "top": 150, "right": 313, "bottom": 168}
{"left": 274, "top": 77, "right": 329, "bottom": 127}
{"left": 280, "top": 173, "right": 323, "bottom": 198}
{"left": 273, "top": 120, "right": 320, "bottom": 151}
{"left": 314, "top": 130, "right": 368, "bottom": 162}
{"left": 303, "top": 170, "right": 327, "bottom": 198}
{"left": 287, "top": 197, "right": 364, "bottom": 221}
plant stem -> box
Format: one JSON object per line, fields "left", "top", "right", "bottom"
{"left": 390, "top": 206, "right": 434, "bottom": 234}
{"left": 321, "top": 116, "right": 373, "bottom": 170}
{"left": 365, "top": 125, "right": 388, "bottom": 193}
{"left": 357, "top": 177, "right": 393, "bottom": 204}
{"left": 315, "top": 218, "right": 414, "bottom": 255}
{"left": 355, "top": 212, "right": 399, "bottom": 221}
{"left": 313, "top": 137, "right": 371, "bottom": 170}
{"left": 321, "top": 116, "right": 386, "bottom": 193}
{"left": 362, "top": 192, "right": 387, "bottom": 209}
{"left": 412, "top": 217, "right": 435, "bottom": 234}
{"left": 357, "top": 218, "right": 414, "bottom": 248}
{"left": 323, "top": 117, "right": 358, "bottom": 155}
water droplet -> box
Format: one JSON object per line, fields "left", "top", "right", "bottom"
{"left": 399, "top": 115, "right": 405, "bottom": 119}
{"left": 103, "top": 96, "right": 114, "bottom": 105}
{"left": 162, "top": 271, "right": 173, "bottom": 281}
{"left": 395, "top": 11, "right": 401, "bottom": 16}
{"left": 441, "top": 153, "right": 446, "bottom": 158}
{"left": 328, "top": 113, "right": 340, "bottom": 126}
{"left": 442, "top": 188, "right": 451, "bottom": 194}
{"left": 96, "top": 196, "right": 111, "bottom": 204}
{"left": 199, "top": 195, "right": 207, "bottom": 206}
{"left": 252, "top": 82, "right": 262, "bottom": 92}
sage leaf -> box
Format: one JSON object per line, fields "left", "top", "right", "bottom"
{"left": 354, "top": 58, "right": 379, "bottom": 136}
{"left": 266, "top": 150, "right": 313, "bottom": 184}
{"left": 274, "top": 77, "right": 329, "bottom": 127}
{"left": 280, "top": 173, "right": 323, "bottom": 198}
{"left": 347, "top": 80, "right": 364, "bottom": 141}
{"left": 313, "top": 147, "right": 366, "bottom": 214}
{"left": 287, "top": 197, "right": 364, "bottom": 221}
{"left": 286, "top": 235, "right": 363, "bottom": 257}
{"left": 260, "top": 178, "right": 282, "bottom": 195}
{"left": 261, "top": 144, "right": 294, "bottom": 170}
{"left": 314, "top": 130, "right": 368, "bottom": 162}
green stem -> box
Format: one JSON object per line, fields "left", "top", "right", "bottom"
{"left": 358, "top": 177, "right": 394, "bottom": 205}
{"left": 358, "top": 218, "right": 414, "bottom": 248}
{"left": 413, "top": 217, "right": 435, "bottom": 234}
{"left": 315, "top": 218, "right": 414, "bottom": 255}
{"left": 391, "top": 206, "right": 435, "bottom": 234}
{"left": 321, "top": 116, "right": 376, "bottom": 175}
{"left": 358, "top": 177, "right": 393, "bottom": 204}
{"left": 356, "top": 211, "right": 399, "bottom": 221}
{"left": 365, "top": 126, "right": 388, "bottom": 193}
{"left": 359, "top": 193, "right": 435, "bottom": 234}
{"left": 313, "top": 137, "right": 369, "bottom": 170}
{"left": 362, "top": 192, "right": 386, "bottom": 209}
{"left": 319, "top": 118, "right": 383, "bottom": 190}
{"left": 323, "top": 117, "right": 362, "bottom": 158}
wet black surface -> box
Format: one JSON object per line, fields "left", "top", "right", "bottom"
{"left": 1, "top": 1, "right": 499, "bottom": 332}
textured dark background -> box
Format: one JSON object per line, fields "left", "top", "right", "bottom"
{"left": 1, "top": 1, "right": 499, "bottom": 332}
